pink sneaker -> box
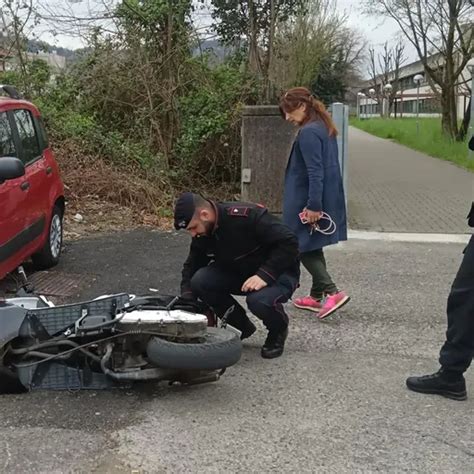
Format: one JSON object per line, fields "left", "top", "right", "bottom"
{"left": 318, "top": 291, "right": 350, "bottom": 320}
{"left": 293, "top": 296, "right": 322, "bottom": 312}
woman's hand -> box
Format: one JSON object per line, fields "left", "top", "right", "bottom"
{"left": 303, "top": 208, "right": 322, "bottom": 224}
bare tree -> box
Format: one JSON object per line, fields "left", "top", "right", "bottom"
{"left": 271, "top": 0, "right": 354, "bottom": 89}
{"left": 368, "top": 40, "right": 406, "bottom": 116}
{"left": 0, "top": 0, "right": 46, "bottom": 95}
{"left": 209, "top": 0, "right": 305, "bottom": 102}
{"left": 364, "top": 0, "right": 474, "bottom": 138}
{"left": 35, "top": 0, "right": 119, "bottom": 44}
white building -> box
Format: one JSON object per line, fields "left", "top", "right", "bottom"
{"left": 0, "top": 50, "right": 67, "bottom": 74}
{"left": 357, "top": 53, "right": 472, "bottom": 120}
{"left": 26, "top": 51, "right": 67, "bottom": 72}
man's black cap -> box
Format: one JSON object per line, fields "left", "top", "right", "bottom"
{"left": 174, "top": 192, "right": 196, "bottom": 230}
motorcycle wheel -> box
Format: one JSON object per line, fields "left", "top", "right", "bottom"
{"left": 146, "top": 327, "right": 242, "bottom": 371}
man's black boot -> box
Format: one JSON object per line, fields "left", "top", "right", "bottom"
{"left": 239, "top": 318, "right": 257, "bottom": 340}
{"left": 406, "top": 369, "right": 467, "bottom": 401}
{"left": 226, "top": 315, "right": 256, "bottom": 340}
{"left": 261, "top": 327, "right": 288, "bottom": 359}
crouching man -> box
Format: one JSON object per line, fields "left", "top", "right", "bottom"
{"left": 174, "top": 192, "right": 300, "bottom": 359}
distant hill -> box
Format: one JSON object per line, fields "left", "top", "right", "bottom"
{"left": 26, "top": 37, "right": 234, "bottom": 66}
{"left": 27, "top": 39, "right": 79, "bottom": 63}
{"left": 193, "top": 38, "right": 236, "bottom": 63}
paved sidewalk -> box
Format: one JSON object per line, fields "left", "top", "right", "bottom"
{"left": 348, "top": 127, "right": 473, "bottom": 233}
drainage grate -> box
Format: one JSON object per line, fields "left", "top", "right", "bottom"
{"left": 0, "top": 274, "right": 18, "bottom": 296}
{"left": 28, "top": 271, "right": 92, "bottom": 297}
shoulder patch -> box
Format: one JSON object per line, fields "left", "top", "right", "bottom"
{"left": 227, "top": 206, "right": 250, "bottom": 217}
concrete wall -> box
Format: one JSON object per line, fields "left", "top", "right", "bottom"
{"left": 241, "top": 105, "right": 297, "bottom": 213}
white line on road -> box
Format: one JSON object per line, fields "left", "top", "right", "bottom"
{"left": 348, "top": 230, "right": 471, "bottom": 244}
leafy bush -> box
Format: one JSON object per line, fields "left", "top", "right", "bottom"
{"left": 3, "top": 32, "right": 259, "bottom": 209}
{"left": 40, "top": 104, "right": 160, "bottom": 170}
{"left": 173, "top": 61, "right": 258, "bottom": 185}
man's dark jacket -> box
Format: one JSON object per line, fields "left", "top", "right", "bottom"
{"left": 181, "top": 201, "right": 300, "bottom": 295}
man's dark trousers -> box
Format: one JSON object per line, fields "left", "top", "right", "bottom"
{"left": 439, "top": 235, "right": 474, "bottom": 373}
{"left": 190, "top": 265, "right": 297, "bottom": 332}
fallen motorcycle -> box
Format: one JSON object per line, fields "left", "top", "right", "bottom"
{"left": 0, "top": 292, "right": 242, "bottom": 393}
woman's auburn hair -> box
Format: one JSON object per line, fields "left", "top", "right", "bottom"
{"left": 279, "top": 87, "right": 338, "bottom": 137}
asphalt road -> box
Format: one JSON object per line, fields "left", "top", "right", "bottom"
{"left": 1, "top": 229, "right": 473, "bottom": 473}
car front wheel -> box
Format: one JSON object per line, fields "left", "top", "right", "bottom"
{"left": 32, "top": 204, "right": 63, "bottom": 270}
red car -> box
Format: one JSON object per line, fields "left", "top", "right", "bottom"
{"left": 0, "top": 86, "right": 65, "bottom": 281}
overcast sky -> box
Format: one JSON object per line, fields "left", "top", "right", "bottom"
{"left": 333, "top": 0, "right": 418, "bottom": 63}
{"left": 35, "top": 0, "right": 417, "bottom": 64}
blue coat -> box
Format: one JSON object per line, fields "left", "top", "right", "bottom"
{"left": 282, "top": 121, "right": 347, "bottom": 253}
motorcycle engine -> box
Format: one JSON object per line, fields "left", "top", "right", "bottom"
{"left": 117, "top": 309, "right": 208, "bottom": 339}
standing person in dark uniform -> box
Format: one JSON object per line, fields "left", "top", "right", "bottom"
{"left": 406, "top": 136, "right": 474, "bottom": 401}
{"left": 174, "top": 192, "right": 300, "bottom": 359}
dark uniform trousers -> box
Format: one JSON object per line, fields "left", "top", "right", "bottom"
{"left": 190, "top": 265, "right": 297, "bottom": 333}
{"left": 439, "top": 234, "right": 474, "bottom": 373}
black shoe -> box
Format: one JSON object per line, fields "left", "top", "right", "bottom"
{"left": 240, "top": 319, "right": 257, "bottom": 340}
{"left": 406, "top": 369, "right": 467, "bottom": 401}
{"left": 261, "top": 328, "right": 288, "bottom": 359}
{"left": 225, "top": 315, "right": 256, "bottom": 340}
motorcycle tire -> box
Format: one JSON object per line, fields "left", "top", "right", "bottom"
{"left": 146, "top": 327, "right": 242, "bottom": 371}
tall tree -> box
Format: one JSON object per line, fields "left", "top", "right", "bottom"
{"left": 0, "top": 0, "right": 38, "bottom": 95}
{"left": 271, "top": 1, "right": 365, "bottom": 102}
{"left": 123, "top": 0, "right": 194, "bottom": 156}
{"left": 364, "top": 0, "right": 474, "bottom": 139}
{"left": 311, "top": 50, "right": 346, "bottom": 104}
{"left": 208, "top": 0, "right": 304, "bottom": 101}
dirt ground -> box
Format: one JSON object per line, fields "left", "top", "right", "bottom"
{"left": 63, "top": 199, "right": 173, "bottom": 241}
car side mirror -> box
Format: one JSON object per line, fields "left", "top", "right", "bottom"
{"left": 0, "top": 157, "right": 25, "bottom": 184}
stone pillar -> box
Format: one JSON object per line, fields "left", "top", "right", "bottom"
{"left": 241, "top": 105, "right": 296, "bottom": 213}
{"left": 241, "top": 104, "right": 349, "bottom": 213}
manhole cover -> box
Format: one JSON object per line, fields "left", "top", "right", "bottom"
{"left": 28, "top": 271, "right": 92, "bottom": 297}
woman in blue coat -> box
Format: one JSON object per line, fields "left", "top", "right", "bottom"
{"left": 280, "top": 87, "right": 350, "bottom": 319}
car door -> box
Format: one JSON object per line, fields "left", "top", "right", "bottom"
{"left": 10, "top": 107, "right": 48, "bottom": 255}
{"left": 0, "top": 110, "right": 28, "bottom": 278}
